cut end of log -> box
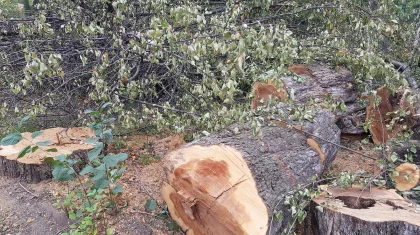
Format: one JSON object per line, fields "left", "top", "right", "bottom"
{"left": 393, "top": 163, "right": 420, "bottom": 191}
{"left": 161, "top": 145, "right": 268, "bottom": 235}
{"left": 251, "top": 79, "right": 288, "bottom": 110}
{"left": 288, "top": 64, "right": 314, "bottom": 78}
{"left": 0, "top": 127, "right": 94, "bottom": 182}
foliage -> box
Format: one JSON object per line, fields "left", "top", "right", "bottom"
{"left": 1, "top": 0, "right": 419, "bottom": 233}
{"left": 1, "top": 0, "right": 417, "bottom": 136}
{"left": 0, "top": 0, "right": 24, "bottom": 18}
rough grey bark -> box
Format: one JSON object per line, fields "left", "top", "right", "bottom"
{"left": 186, "top": 108, "right": 341, "bottom": 234}
{"left": 311, "top": 201, "right": 420, "bottom": 235}
{"left": 284, "top": 63, "right": 366, "bottom": 134}
{"left": 0, "top": 149, "right": 89, "bottom": 183}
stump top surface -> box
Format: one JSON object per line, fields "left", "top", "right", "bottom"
{"left": 0, "top": 127, "right": 94, "bottom": 164}
{"left": 313, "top": 185, "right": 420, "bottom": 226}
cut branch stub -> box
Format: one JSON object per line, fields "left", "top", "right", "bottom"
{"left": 162, "top": 145, "right": 268, "bottom": 235}
{"left": 0, "top": 127, "right": 94, "bottom": 182}
{"left": 393, "top": 163, "right": 420, "bottom": 191}
{"left": 251, "top": 79, "right": 288, "bottom": 110}
{"left": 312, "top": 185, "right": 420, "bottom": 235}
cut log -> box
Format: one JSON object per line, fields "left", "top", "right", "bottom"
{"left": 0, "top": 127, "right": 94, "bottom": 183}
{"left": 311, "top": 185, "right": 420, "bottom": 235}
{"left": 251, "top": 63, "right": 365, "bottom": 135}
{"left": 161, "top": 108, "right": 341, "bottom": 234}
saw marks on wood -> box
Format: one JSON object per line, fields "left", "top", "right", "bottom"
{"left": 162, "top": 145, "right": 268, "bottom": 235}
{"left": 313, "top": 185, "right": 420, "bottom": 227}
{"left": 0, "top": 127, "right": 94, "bottom": 164}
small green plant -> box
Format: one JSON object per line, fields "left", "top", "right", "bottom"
{"left": 137, "top": 139, "right": 160, "bottom": 165}
{"left": 45, "top": 103, "right": 127, "bottom": 234}
{"left": 113, "top": 138, "right": 128, "bottom": 150}
{"left": 0, "top": 102, "right": 127, "bottom": 235}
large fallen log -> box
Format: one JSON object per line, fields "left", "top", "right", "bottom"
{"left": 252, "top": 63, "right": 365, "bottom": 135}
{"left": 161, "top": 108, "right": 341, "bottom": 234}
{"left": 0, "top": 127, "right": 94, "bottom": 183}
{"left": 311, "top": 185, "right": 420, "bottom": 235}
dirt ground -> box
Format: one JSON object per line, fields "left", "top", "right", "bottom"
{"left": 0, "top": 133, "right": 380, "bottom": 235}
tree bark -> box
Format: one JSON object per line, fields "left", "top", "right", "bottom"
{"left": 281, "top": 63, "right": 365, "bottom": 135}
{"left": 311, "top": 185, "right": 420, "bottom": 235}
{"left": 161, "top": 108, "right": 341, "bottom": 235}
{"left": 0, "top": 127, "right": 94, "bottom": 183}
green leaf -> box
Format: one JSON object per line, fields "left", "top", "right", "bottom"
{"left": 103, "top": 153, "right": 128, "bottom": 167}
{"left": 84, "top": 109, "right": 100, "bottom": 115}
{"left": 84, "top": 137, "right": 99, "bottom": 144}
{"left": 42, "top": 157, "right": 56, "bottom": 164}
{"left": 410, "top": 146, "right": 417, "bottom": 154}
{"left": 80, "top": 165, "right": 95, "bottom": 175}
{"left": 36, "top": 140, "right": 52, "bottom": 146}
{"left": 145, "top": 199, "right": 157, "bottom": 211}
{"left": 52, "top": 164, "right": 74, "bottom": 181}
{"left": 111, "top": 184, "right": 124, "bottom": 194}
{"left": 100, "top": 102, "right": 112, "bottom": 110}
{"left": 90, "top": 164, "right": 106, "bottom": 181}
{"left": 68, "top": 210, "right": 76, "bottom": 220}
{"left": 46, "top": 148, "right": 58, "bottom": 152}
{"left": 39, "top": 63, "right": 48, "bottom": 73}
{"left": 31, "top": 146, "right": 39, "bottom": 153}
{"left": 391, "top": 152, "right": 398, "bottom": 162}
{"left": 55, "top": 154, "right": 67, "bottom": 162}
{"left": 297, "top": 210, "right": 306, "bottom": 224}
{"left": 103, "top": 130, "right": 113, "bottom": 142}
{"left": 18, "top": 146, "right": 31, "bottom": 158}
{"left": 106, "top": 228, "right": 115, "bottom": 235}
{"left": 102, "top": 118, "right": 116, "bottom": 124}
{"left": 166, "top": 220, "right": 179, "bottom": 231}
{"left": 18, "top": 115, "right": 30, "bottom": 128}
{"left": 111, "top": 167, "right": 126, "bottom": 177}
{"left": 31, "top": 131, "right": 43, "bottom": 139}
{"left": 88, "top": 142, "right": 104, "bottom": 161}
{"left": 93, "top": 178, "right": 110, "bottom": 189}
{"left": 0, "top": 132, "right": 22, "bottom": 146}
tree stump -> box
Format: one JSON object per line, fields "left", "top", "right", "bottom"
{"left": 311, "top": 185, "right": 420, "bottom": 235}
{"left": 161, "top": 109, "right": 341, "bottom": 234}
{"left": 0, "top": 127, "right": 94, "bottom": 183}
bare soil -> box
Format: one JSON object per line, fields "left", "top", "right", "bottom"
{"left": 0, "top": 178, "right": 70, "bottom": 235}
{"left": 0, "top": 133, "right": 381, "bottom": 235}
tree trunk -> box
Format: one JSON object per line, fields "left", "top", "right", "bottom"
{"left": 161, "top": 109, "right": 341, "bottom": 235}
{"left": 311, "top": 185, "right": 420, "bottom": 235}
{"left": 0, "top": 127, "right": 94, "bottom": 183}
{"left": 252, "top": 63, "right": 366, "bottom": 135}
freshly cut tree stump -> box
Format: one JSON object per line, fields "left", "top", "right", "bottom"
{"left": 0, "top": 127, "right": 94, "bottom": 183}
{"left": 311, "top": 185, "right": 420, "bottom": 235}
{"left": 161, "top": 109, "right": 341, "bottom": 235}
